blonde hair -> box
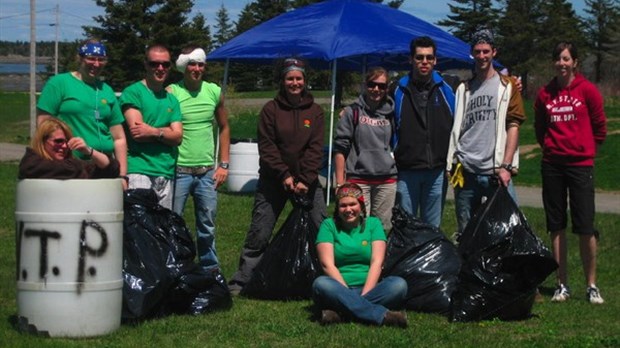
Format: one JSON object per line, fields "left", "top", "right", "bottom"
{"left": 32, "top": 119, "right": 74, "bottom": 161}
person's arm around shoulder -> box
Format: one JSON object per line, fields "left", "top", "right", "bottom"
{"left": 213, "top": 92, "right": 230, "bottom": 189}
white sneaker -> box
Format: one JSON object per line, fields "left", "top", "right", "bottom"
{"left": 551, "top": 284, "right": 570, "bottom": 302}
{"left": 587, "top": 286, "right": 605, "bottom": 304}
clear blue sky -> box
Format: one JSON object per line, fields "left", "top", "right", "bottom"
{"left": 0, "top": 0, "right": 587, "bottom": 43}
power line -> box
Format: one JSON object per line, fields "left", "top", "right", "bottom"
{"left": 0, "top": 8, "right": 54, "bottom": 20}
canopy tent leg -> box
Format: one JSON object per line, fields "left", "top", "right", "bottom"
{"left": 326, "top": 59, "right": 337, "bottom": 205}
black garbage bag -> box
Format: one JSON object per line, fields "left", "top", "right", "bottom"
{"left": 383, "top": 207, "right": 461, "bottom": 314}
{"left": 122, "top": 189, "right": 232, "bottom": 321}
{"left": 241, "top": 195, "right": 321, "bottom": 300}
{"left": 450, "top": 186, "right": 558, "bottom": 322}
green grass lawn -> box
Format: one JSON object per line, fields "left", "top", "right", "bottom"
{"left": 1, "top": 161, "right": 619, "bottom": 347}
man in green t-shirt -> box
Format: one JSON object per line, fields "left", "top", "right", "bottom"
{"left": 120, "top": 44, "right": 183, "bottom": 209}
{"left": 168, "top": 45, "right": 230, "bottom": 270}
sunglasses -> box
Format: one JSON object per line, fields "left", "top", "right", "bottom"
{"left": 187, "top": 61, "right": 205, "bottom": 67}
{"left": 284, "top": 59, "right": 304, "bottom": 68}
{"left": 49, "top": 137, "right": 67, "bottom": 145}
{"left": 414, "top": 54, "right": 436, "bottom": 62}
{"left": 84, "top": 56, "right": 108, "bottom": 63}
{"left": 367, "top": 81, "right": 388, "bottom": 90}
{"left": 147, "top": 61, "right": 172, "bottom": 69}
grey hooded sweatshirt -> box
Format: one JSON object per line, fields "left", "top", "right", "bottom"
{"left": 333, "top": 94, "right": 397, "bottom": 180}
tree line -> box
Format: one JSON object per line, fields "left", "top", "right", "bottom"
{"left": 2, "top": 0, "right": 618, "bottom": 97}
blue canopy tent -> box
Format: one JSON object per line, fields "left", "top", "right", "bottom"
{"left": 208, "top": 0, "right": 473, "bottom": 202}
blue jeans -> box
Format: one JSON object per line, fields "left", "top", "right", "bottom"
{"left": 173, "top": 169, "right": 219, "bottom": 270}
{"left": 396, "top": 168, "right": 447, "bottom": 227}
{"left": 312, "top": 275, "right": 407, "bottom": 325}
{"left": 454, "top": 172, "right": 518, "bottom": 235}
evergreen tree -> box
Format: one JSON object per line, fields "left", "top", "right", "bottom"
{"left": 583, "top": 0, "right": 620, "bottom": 82}
{"left": 85, "top": 0, "right": 211, "bottom": 90}
{"left": 437, "top": 0, "right": 499, "bottom": 42}
{"left": 213, "top": 5, "right": 234, "bottom": 48}
{"left": 496, "top": 0, "right": 542, "bottom": 94}
{"left": 536, "top": 0, "right": 586, "bottom": 58}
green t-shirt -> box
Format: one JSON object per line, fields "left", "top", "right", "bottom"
{"left": 37, "top": 72, "right": 124, "bottom": 154}
{"left": 169, "top": 81, "right": 221, "bottom": 167}
{"left": 119, "top": 81, "right": 182, "bottom": 179}
{"left": 316, "top": 216, "right": 386, "bottom": 287}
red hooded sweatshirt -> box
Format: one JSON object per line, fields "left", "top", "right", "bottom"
{"left": 534, "top": 73, "right": 607, "bottom": 166}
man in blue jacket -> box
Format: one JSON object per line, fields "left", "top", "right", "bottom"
{"left": 391, "top": 36, "right": 459, "bottom": 228}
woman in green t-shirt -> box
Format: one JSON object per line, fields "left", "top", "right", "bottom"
{"left": 312, "top": 183, "right": 407, "bottom": 327}
{"left": 36, "top": 39, "right": 127, "bottom": 186}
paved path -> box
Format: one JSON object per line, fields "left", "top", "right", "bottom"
{"left": 2, "top": 142, "right": 618, "bottom": 213}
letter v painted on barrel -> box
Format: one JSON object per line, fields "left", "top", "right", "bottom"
{"left": 76, "top": 220, "right": 109, "bottom": 294}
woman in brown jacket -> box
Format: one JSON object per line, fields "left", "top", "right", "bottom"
{"left": 228, "top": 58, "right": 327, "bottom": 295}
{"left": 19, "top": 118, "right": 120, "bottom": 180}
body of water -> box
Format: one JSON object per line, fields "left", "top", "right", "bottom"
{"left": 0, "top": 63, "right": 48, "bottom": 74}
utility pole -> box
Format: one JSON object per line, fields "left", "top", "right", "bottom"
{"left": 54, "top": 4, "right": 59, "bottom": 75}
{"left": 30, "top": 0, "right": 37, "bottom": 138}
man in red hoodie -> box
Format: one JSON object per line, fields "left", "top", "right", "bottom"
{"left": 534, "top": 42, "right": 607, "bottom": 304}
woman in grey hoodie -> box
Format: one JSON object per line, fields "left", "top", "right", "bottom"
{"left": 333, "top": 67, "right": 397, "bottom": 231}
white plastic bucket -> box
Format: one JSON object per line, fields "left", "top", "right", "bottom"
{"left": 15, "top": 179, "right": 124, "bottom": 337}
{"left": 228, "top": 141, "right": 260, "bottom": 192}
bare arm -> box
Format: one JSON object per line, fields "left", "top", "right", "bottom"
{"left": 361, "top": 240, "right": 386, "bottom": 296}
{"left": 316, "top": 242, "right": 347, "bottom": 287}
{"left": 334, "top": 152, "right": 346, "bottom": 187}
{"left": 498, "top": 125, "right": 519, "bottom": 187}
{"left": 213, "top": 93, "right": 230, "bottom": 189}
{"left": 67, "top": 137, "right": 110, "bottom": 169}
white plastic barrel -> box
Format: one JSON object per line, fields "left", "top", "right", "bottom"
{"left": 15, "top": 179, "right": 124, "bottom": 337}
{"left": 228, "top": 141, "right": 260, "bottom": 192}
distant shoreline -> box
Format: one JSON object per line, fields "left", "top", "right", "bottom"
{"left": 0, "top": 55, "right": 52, "bottom": 64}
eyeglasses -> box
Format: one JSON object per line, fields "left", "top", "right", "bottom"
{"left": 187, "top": 61, "right": 205, "bottom": 67}
{"left": 147, "top": 61, "right": 172, "bottom": 69}
{"left": 84, "top": 56, "right": 108, "bottom": 64}
{"left": 367, "top": 81, "right": 388, "bottom": 90}
{"left": 414, "top": 54, "right": 436, "bottom": 62}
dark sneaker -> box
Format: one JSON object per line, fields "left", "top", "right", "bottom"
{"left": 587, "top": 286, "right": 604, "bottom": 304}
{"left": 551, "top": 284, "right": 570, "bottom": 302}
{"left": 383, "top": 311, "right": 407, "bottom": 328}
{"left": 320, "top": 310, "right": 341, "bottom": 325}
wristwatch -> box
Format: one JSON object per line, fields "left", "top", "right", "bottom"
{"left": 219, "top": 162, "right": 230, "bottom": 170}
{"left": 500, "top": 163, "right": 513, "bottom": 172}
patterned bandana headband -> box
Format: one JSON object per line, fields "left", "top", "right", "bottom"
{"left": 176, "top": 48, "right": 207, "bottom": 72}
{"left": 282, "top": 58, "right": 305, "bottom": 76}
{"left": 335, "top": 184, "right": 365, "bottom": 204}
{"left": 78, "top": 42, "right": 107, "bottom": 57}
{"left": 471, "top": 28, "right": 495, "bottom": 47}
